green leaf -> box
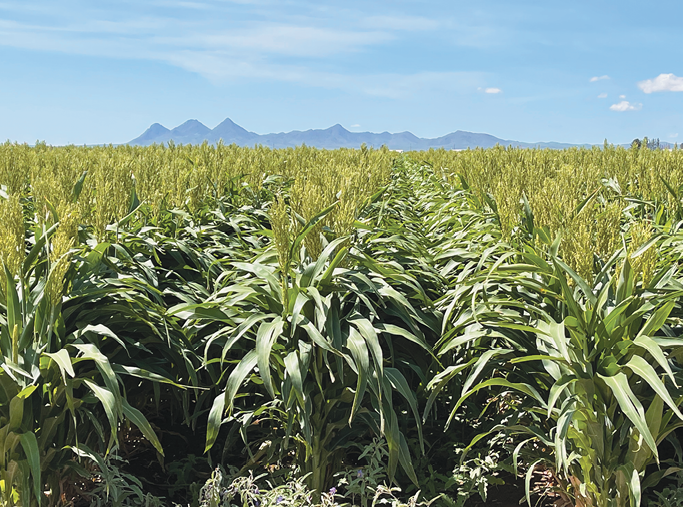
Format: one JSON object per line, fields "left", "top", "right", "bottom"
{"left": 44, "top": 349, "right": 76, "bottom": 383}
{"left": 547, "top": 375, "right": 577, "bottom": 418}
{"left": 225, "top": 350, "right": 258, "bottom": 415}
{"left": 424, "top": 360, "right": 476, "bottom": 419}
{"left": 351, "top": 317, "right": 383, "bottom": 383}
{"left": 625, "top": 355, "right": 683, "bottom": 420}
{"left": 23, "top": 223, "right": 59, "bottom": 274}
{"left": 599, "top": 372, "right": 659, "bottom": 461}
{"left": 633, "top": 334, "right": 677, "bottom": 386}
{"left": 375, "top": 323, "right": 431, "bottom": 352}
{"left": 637, "top": 301, "right": 674, "bottom": 341}
{"left": 72, "top": 170, "right": 88, "bottom": 202}
{"left": 5, "top": 264, "right": 21, "bottom": 340}
{"left": 255, "top": 317, "right": 284, "bottom": 399}
{"left": 112, "top": 365, "right": 187, "bottom": 388}
{"left": 122, "top": 399, "right": 164, "bottom": 456}
{"left": 301, "top": 236, "right": 348, "bottom": 288}
{"left": 319, "top": 246, "right": 349, "bottom": 287}
{"left": 82, "top": 379, "right": 118, "bottom": 446}
{"left": 18, "top": 432, "right": 41, "bottom": 501}
{"left": 347, "top": 327, "right": 369, "bottom": 424}
{"left": 290, "top": 201, "right": 338, "bottom": 261}
{"left": 398, "top": 430, "right": 418, "bottom": 486}
{"left": 385, "top": 368, "right": 423, "bottom": 452}
{"left": 461, "top": 348, "right": 513, "bottom": 396}
{"left": 72, "top": 344, "right": 120, "bottom": 405}
{"left": 205, "top": 393, "right": 226, "bottom": 452}
{"left": 284, "top": 351, "right": 306, "bottom": 407}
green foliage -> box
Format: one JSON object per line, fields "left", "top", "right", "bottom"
{"left": 336, "top": 438, "right": 389, "bottom": 507}
{"left": 197, "top": 469, "right": 335, "bottom": 507}
{"left": 82, "top": 446, "right": 166, "bottom": 507}
{"left": 446, "top": 449, "right": 510, "bottom": 507}
{"left": 4, "top": 143, "right": 683, "bottom": 505}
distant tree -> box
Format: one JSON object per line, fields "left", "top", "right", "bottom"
{"left": 631, "top": 137, "right": 662, "bottom": 150}
{"left": 647, "top": 138, "right": 661, "bottom": 150}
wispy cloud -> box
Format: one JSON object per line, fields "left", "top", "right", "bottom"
{"left": 590, "top": 75, "right": 609, "bottom": 82}
{"left": 165, "top": 25, "right": 392, "bottom": 58}
{"left": 484, "top": 87, "right": 502, "bottom": 94}
{"left": 610, "top": 101, "right": 641, "bottom": 112}
{"left": 670, "top": 133, "right": 679, "bottom": 139}
{"left": 360, "top": 15, "right": 439, "bottom": 31}
{"left": 638, "top": 73, "right": 683, "bottom": 93}
{"left": 0, "top": 3, "right": 481, "bottom": 98}
{"left": 619, "top": 94, "right": 626, "bottom": 99}
{"left": 164, "top": 49, "right": 484, "bottom": 97}
{"left": 350, "top": 124, "right": 361, "bottom": 128}
{"left": 597, "top": 93, "right": 607, "bottom": 98}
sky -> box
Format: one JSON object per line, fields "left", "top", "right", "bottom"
{"left": 0, "top": 0, "right": 682, "bottom": 145}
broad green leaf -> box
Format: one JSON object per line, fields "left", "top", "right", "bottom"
{"left": 205, "top": 393, "right": 226, "bottom": 452}
{"left": 319, "top": 246, "right": 349, "bottom": 287}
{"left": 22, "top": 223, "right": 59, "bottom": 275}
{"left": 424, "top": 360, "right": 476, "bottom": 419}
{"left": 351, "top": 317, "right": 383, "bottom": 382}
{"left": 633, "top": 334, "right": 677, "bottom": 386}
{"left": 637, "top": 301, "right": 675, "bottom": 341}
{"left": 44, "top": 349, "right": 75, "bottom": 383}
{"left": 5, "top": 264, "right": 21, "bottom": 343}
{"left": 461, "top": 348, "right": 513, "bottom": 396}
{"left": 255, "top": 318, "right": 284, "bottom": 399}
{"left": 122, "top": 399, "right": 164, "bottom": 455}
{"left": 284, "top": 351, "right": 306, "bottom": 407}
{"left": 72, "top": 344, "right": 120, "bottom": 400}
{"left": 18, "top": 432, "right": 41, "bottom": 501}
{"left": 72, "top": 170, "right": 88, "bottom": 202}
{"left": 346, "top": 327, "right": 369, "bottom": 424}
{"left": 385, "top": 368, "right": 423, "bottom": 451}
{"left": 82, "top": 379, "right": 118, "bottom": 443}
{"left": 547, "top": 375, "right": 577, "bottom": 418}
{"left": 225, "top": 350, "right": 258, "bottom": 415}
{"left": 599, "top": 372, "right": 659, "bottom": 461}
{"left": 625, "top": 355, "right": 683, "bottom": 420}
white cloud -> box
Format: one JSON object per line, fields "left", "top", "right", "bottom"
{"left": 619, "top": 94, "right": 626, "bottom": 99}
{"left": 597, "top": 93, "right": 607, "bottom": 98}
{"left": 638, "top": 73, "right": 683, "bottom": 93}
{"left": 670, "top": 133, "right": 679, "bottom": 139}
{"left": 610, "top": 101, "right": 642, "bottom": 112}
{"left": 590, "top": 75, "right": 610, "bottom": 82}
{"left": 484, "top": 87, "right": 502, "bottom": 94}
{"left": 350, "top": 124, "right": 361, "bottom": 128}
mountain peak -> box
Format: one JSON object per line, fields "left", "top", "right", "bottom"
{"left": 128, "top": 118, "right": 588, "bottom": 149}
{"left": 129, "top": 122, "right": 170, "bottom": 145}
{"left": 210, "top": 117, "right": 255, "bottom": 143}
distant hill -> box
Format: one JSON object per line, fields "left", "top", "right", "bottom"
{"left": 129, "top": 118, "right": 593, "bottom": 150}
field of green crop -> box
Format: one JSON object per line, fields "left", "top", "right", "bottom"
{"left": 0, "top": 142, "right": 682, "bottom": 507}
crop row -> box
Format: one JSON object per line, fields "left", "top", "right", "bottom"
{"left": 0, "top": 143, "right": 680, "bottom": 507}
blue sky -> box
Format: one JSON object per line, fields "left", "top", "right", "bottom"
{"left": 0, "top": 0, "right": 682, "bottom": 145}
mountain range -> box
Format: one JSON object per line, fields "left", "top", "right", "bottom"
{"left": 129, "top": 118, "right": 592, "bottom": 150}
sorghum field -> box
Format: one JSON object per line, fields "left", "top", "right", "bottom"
{"left": 1, "top": 142, "right": 683, "bottom": 507}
